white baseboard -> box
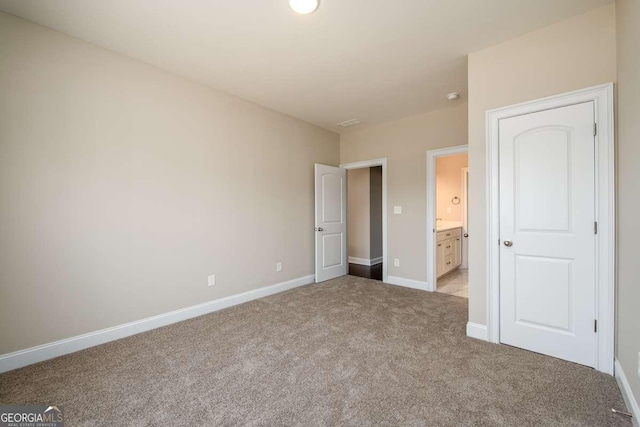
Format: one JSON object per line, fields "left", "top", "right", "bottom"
{"left": 386, "top": 275, "right": 428, "bottom": 291}
{"left": 466, "top": 322, "right": 489, "bottom": 341}
{"left": 615, "top": 359, "right": 640, "bottom": 426}
{"left": 0, "top": 274, "right": 315, "bottom": 374}
{"left": 348, "top": 256, "right": 383, "bottom": 266}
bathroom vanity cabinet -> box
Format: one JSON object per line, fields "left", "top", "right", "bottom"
{"left": 436, "top": 227, "right": 462, "bottom": 278}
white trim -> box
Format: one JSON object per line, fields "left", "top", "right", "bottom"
{"left": 348, "top": 256, "right": 382, "bottom": 266}
{"left": 466, "top": 322, "right": 489, "bottom": 341}
{"left": 486, "top": 83, "right": 615, "bottom": 374}
{"left": 0, "top": 274, "right": 315, "bottom": 374}
{"left": 340, "top": 158, "right": 388, "bottom": 283}
{"left": 387, "top": 275, "right": 429, "bottom": 291}
{"left": 615, "top": 359, "right": 640, "bottom": 426}
{"left": 426, "top": 145, "right": 469, "bottom": 292}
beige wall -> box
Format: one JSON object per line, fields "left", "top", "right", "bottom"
{"left": 467, "top": 4, "right": 616, "bottom": 324}
{"left": 0, "top": 12, "right": 339, "bottom": 355}
{"left": 615, "top": 0, "right": 640, "bottom": 410}
{"left": 436, "top": 154, "right": 468, "bottom": 222}
{"left": 347, "top": 168, "right": 371, "bottom": 260}
{"left": 341, "top": 103, "right": 468, "bottom": 282}
{"left": 369, "top": 166, "right": 383, "bottom": 260}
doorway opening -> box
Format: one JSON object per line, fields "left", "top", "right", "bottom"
{"left": 426, "top": 146, "right": 469, "bottom": 295}
{"left": 346, "top": 166, "right": 383, "bottom": 281}
{"left": 314, "top": 159, "right": 387, "bottom": 283}
{"left": 337, "top": 158, "right": 388, "bottom": 284}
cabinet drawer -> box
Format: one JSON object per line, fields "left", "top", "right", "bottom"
{"left": 444, "top": 255, "right": 454, "bottom": 270}
{"left": 443, "top": 240, "right": 454, "bottom": 256}
{"left": 437, "top": 227, "right": 461, "bottom": 242}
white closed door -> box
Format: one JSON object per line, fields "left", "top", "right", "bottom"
{"left": 315, "top": 164, "right": 347, "bottom": 283}
{"left": 499, "top": 102, "right": 596, "bottom": 367}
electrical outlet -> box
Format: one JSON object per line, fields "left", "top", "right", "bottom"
{"left": 394, "top": 258, "right": 400, "bottom": 267}
{"left": 208, "top": 275, "right": 216, "bottom": 287}
{"left": 276, "top": 262, "right": 282, "bottom": 272}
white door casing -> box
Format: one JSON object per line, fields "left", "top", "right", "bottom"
{"left": 315, "top": 164, "right": 347, "bottom": 283}
{"left": 339, "top": 158, "right": 389, "bottom": 284}
{"left": 499, "top": 102, "right": 596, "bottom": 367}
{"left": 485, "top": 83, "right": 615, "bottom": 375}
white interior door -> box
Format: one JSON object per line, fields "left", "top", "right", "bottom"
{"left": 499, "top": 102, "right": 596, "bottom": 367}
{"left": 315, "top": 164, "right": 347, "bottom": 283}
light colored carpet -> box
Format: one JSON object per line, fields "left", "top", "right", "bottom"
{"left": 0, "top": 276, "right": 631, "bottom": 426}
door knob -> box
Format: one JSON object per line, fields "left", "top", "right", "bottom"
{"left": 464, "top": 233, "right": 469, "bottom": 238}
{"left": 503, "top": 240, "right": 513, "bottom": 247}
{"left": 316, "top": 227, "right": 324, "bottom": 232}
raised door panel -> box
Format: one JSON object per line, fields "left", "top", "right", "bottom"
{"left": 321, "top": 174, "right": 343, "bottom": 224}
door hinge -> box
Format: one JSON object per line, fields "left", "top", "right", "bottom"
{"left": 594, "top": 319, "right": 598, "bottom": 333}
{"left": 594, "top": 221, "right": 598, "bottom": 234}
{"left": 594, "top": 123, "right": 597, "bottom": 136}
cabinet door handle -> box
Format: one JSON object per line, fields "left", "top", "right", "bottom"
{"left": 446, "top": 245, "right": 451, "bottom": 248}
{"left": 446, "top": 261, "right": 451, "bottom": 265}
{"left": 438, "top": 244, "right": 442, "bottom": 247}
{"left": 446, "top": 233, "right": 451, "bottom": 236}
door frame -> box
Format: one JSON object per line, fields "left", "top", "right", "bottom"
{"left": 426, "top": 145, "right": 469, "bottom": 292}
{"left": 339, "top": 158, "right": 388, "bottom": 283}
{"left": 486, "top": 83, "right": 615, "bottom": 374}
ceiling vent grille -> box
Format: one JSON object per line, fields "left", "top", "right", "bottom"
{"left": 336, "top": 118, "right": 361, "bottom": 128}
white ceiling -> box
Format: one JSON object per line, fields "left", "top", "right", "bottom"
{"left": 0, "top": 0, "right": 613, "bottom": 132}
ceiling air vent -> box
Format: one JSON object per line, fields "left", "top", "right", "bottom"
{"left": 336, "top": 118, "right": 361, "bottom": 128}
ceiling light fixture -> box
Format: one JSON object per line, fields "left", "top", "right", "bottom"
{"left": 447, "top": 92, "right": 460, "bottom": 100}
{"left": 289, "top": 0, "right": 319, "bottom": 14}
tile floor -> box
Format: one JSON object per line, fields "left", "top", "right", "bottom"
{"left": 436, "top": 268, "right": 468, "bottom": 298}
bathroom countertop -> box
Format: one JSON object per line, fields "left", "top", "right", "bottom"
{"left": 436, "top": 223, "right": 463, "bottom": 232}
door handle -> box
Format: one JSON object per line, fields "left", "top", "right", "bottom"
{"left": 503, "top": 240, "right": 513, "bottom": 247}
{"left": 464, "top": 233, "right": 469, "bottom": 238}
{"left": 316, "top": 227, "right": 324, "bottom": 232}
